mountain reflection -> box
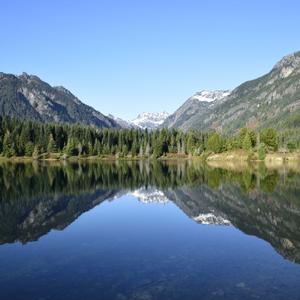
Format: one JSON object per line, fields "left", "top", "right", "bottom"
{"left": 0, "top": 160, "right": 300, "bottom": 264}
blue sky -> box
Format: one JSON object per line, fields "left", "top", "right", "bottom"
{"left": 1, "top": 0, "right": 300, "bottom": 120}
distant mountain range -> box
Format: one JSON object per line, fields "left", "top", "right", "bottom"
{"left": 1, "top": 50, "right": 300, "bottom": 132}
{"left": 110, "top": 112, "right": 170, "bottom": 130}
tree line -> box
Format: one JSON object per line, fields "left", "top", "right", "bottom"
{"left": 0, "top": 116, "right": 298, "bottom": 159}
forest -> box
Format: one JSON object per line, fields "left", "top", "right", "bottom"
{"left": 0, "top": 116, "right": 299, "bottom": 159}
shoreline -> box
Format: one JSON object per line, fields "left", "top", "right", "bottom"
{"left": 0, "top": 150, "right": 300, "bottom": 164}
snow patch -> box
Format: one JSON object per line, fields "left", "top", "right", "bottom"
{"left": 191, "top": 90, "right": 231, "bottom": 103}
{"left": 193, "top": 213, "right": 231, "bottom": 225}
{"left": 130, "top": 188, "right": 169, "bottom": 204}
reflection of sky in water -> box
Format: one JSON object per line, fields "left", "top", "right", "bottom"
{"left": 0, "top": 194, "right": 300, "bottom": 300}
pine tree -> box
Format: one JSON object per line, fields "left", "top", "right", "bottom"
{"left": 260, "top": 128, "right": 278, "bottom": 151}
{"left": 25, "top": 142, "right": 34, "bottom": 156}
{"left": 47, "top": 134, "right": 57, "bottom": 153}
{"left": 145, "top": 143, "right": 150, "bottom": 157}
{"left": 206, "top": 133, "right": 221, "bottom": 153}
{"left": 65, "top": 138, "right": 77, "bottom": 156}
{"left": 258, "top": 143, "right": 266, "bottom": 160}
{"left": 3, "top": 131, "right": 16, "bottom": 157}
{"left": 242, "top": 132, "right": 252, "bottom": 151}
{"left": 94, "top": 140, "right": 102, "bottom": 156}
{"left": 139, "top": 145, "right": 144, "bottom": 157}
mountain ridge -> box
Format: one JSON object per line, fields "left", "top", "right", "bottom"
{"left": 163, "top": 51, "right": 300, "bottom": 132}
{"left": 110, "top": 111, "right": 169, "bottom": 130}
{"left": 162, "top": 90, "right": 230, "bottom": 129}
{"left": 1, "top": 50, "right": 300, "bottom": 132}
{"left": 0, "top": 72, "right": 118, "bottom": 128}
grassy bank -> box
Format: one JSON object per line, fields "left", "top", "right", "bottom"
{"left": 206, "top": 150, "right": 300, "bottom": 165}
{"left": 1, "top": 150, "right": 300, "bottom": 165}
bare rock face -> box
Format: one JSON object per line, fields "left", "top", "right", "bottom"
{"left": 272, "top": 52, "right": 300, "bottom": 78}
{"left": 0, "top": 72, "right": 118, "bottom": 128}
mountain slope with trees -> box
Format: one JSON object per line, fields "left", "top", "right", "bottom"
{"left": 163, "top": 51, "right": 300, "bottom": 133}
{"left": 0, "top": 72, "right": 118, "bottom": 128}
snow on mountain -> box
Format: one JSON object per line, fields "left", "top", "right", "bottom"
{"left": 108, "top": 112, "right": 169, "bottom": 130}
{"left": 190, "top": 90, "right": 231, "bottom": 103}
{"left": 108, "top": 114, "right": 136, "bottom": 129}
{"left": 131, "top": 112, "right": 169, "bottom": 130}
{"left": 193, "top": 213, "right": 231, "bottom": 225}
{"left": 130, "top": 187, "right": 169, "bottom": 204}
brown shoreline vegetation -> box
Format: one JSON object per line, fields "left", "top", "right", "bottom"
{"left": 1, "top": 150, "right": 300, "bottom": 168}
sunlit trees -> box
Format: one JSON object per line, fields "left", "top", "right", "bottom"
{"left": 258, "top": 143, "right": 266, "bottom": 160}
{"left": 260, "top": 128, "right": 278, "bottom": 151}
{"left": 242, "top": 132, "right": 252, "bottom": 151}
{"left": 0, "top": 116, "right": 298, "bottom": 159}
{"left": 206, "top": 133, "right": 221, "bottom": 153}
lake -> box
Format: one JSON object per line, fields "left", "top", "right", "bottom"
{"left": 0, "top": 160, "right": 300, "bottom": 300}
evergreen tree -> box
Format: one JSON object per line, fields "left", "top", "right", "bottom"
{"left": 47, "top": 134, "right": 57, "bottom": 153}
{"left": 32, "top": 145, "right": 41, "bottom": 159}
{"left": 258, "top": 143, "right": 266, "bottom": 160}
{"left": 206, "top": 133, "right": 221, "bottom": 153}
{"left": 260, "top": 128, "right": 278, "bottom": 151}
{"left": 242, "top": 132, "right": 252, "bottom": 151}
{"left": 3, "top": 131, "right": 16, "bottom": 157}
{"left": 65, "top": 138, "right": 78, "bottom": 156}
{"left": 25, "top": 142, "right": 34, "bottom": 156}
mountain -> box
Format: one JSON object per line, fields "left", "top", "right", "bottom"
{"left": 131, "top": 187, "right": 169, "bottom": 204}
{"left": 131, "top": 112, "right": 169, "bottom": 129}
{"left": 108, "top": 114, "right": 136, "bottom": 129}
{"left": 163, "top": 51, "right": 300, "bottom": 133}
{"left": 0, "top": 72, "right": 118, "bottom": 128}
{"left": 162, "top": 90, "right": 230, "bottom": 130}
{"left": 109, "top": 112, "right": 170, "bottom": 130}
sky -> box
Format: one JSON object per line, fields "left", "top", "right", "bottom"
{"left": 1, "top": 0, "right": 300, "bottom": 120}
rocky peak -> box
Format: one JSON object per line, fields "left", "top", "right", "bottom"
{"left": 272, "top": 51, "right": 300, "bottom": 78}
{"left": 19, "top": 72, "right": 42, "bottom": 83}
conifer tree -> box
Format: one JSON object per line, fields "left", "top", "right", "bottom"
{"left": 3, "top": 131, "right": 16, "bottom": 157}
{"left": 47, "top": 134, "right": 57, "bottom": 153}
{"left": 242, "top": 132, "right": 252, "bottom": 151}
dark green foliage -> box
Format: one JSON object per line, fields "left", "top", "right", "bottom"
{"left": 206, "top": 133, "right": 221, "bottom": 153}
{"left": 0, "top": 116, "right": 298, "bottom": 158}
{"left": 47, "top": 134, "right": 57, "bottom": 153}
{"left": 242, "top": 132, "right": 252, "bottom": 151}
{"left": 3, "top": 131, "right": 16, "bottom": 157}
{"left": 260, "top": 128, "right": 278, "bottom": 151}
{"left": 258, "top": 143, "right": 266, "bottom": 160}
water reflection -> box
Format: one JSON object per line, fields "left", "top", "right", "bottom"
{"left": 0, "top": 160, "right": 300, "bottom": 264}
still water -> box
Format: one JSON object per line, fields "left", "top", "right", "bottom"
{"left": 0, "top": 161, "right": 300, "bottom": 300}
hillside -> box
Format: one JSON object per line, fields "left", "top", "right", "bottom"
{"left": 163, "top": 90, "right": 230, "bottom": 129}
{"left": 163, "top": 51, "right": 300, "bottom": 133}
{"left": 0, "top": 72, "right": 118, "bottom": 128}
